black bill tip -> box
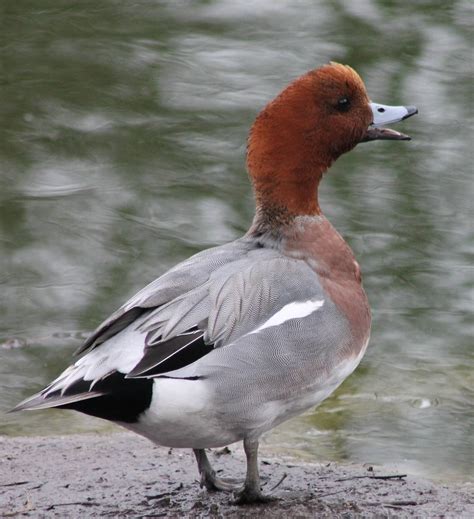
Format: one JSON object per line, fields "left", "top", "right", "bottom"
{"left": 402, "top": 106, "right": 418, "bottom": 121}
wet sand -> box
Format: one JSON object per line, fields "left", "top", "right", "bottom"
{"left": 1, "top": 432, "right": 472, "bottom": 518}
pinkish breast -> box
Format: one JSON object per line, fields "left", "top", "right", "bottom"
{"left": 283, "top": 216, "right": 371, "bottom": 355}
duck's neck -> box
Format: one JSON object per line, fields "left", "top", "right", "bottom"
{"left": 256, "top": 175, "right": 322, "bottom": 215}
{"left": 246, "top": 126, "right": 334, "bottom": 228}
{"left": 250, "top": 163, "right": 328, "bottom": 231}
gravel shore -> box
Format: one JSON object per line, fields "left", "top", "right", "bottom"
{"left": 1, "top": 432, "right": 472, "bottom": 518}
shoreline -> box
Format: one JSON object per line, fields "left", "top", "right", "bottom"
{"left": 1, "top": 432, "right": 472, "bottom": 518}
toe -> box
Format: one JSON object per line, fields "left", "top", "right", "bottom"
{"left": 200, "top": 472, "right": 241, "bottom": 492}
{"left": 212, "top": 477, "right": 241, "bottom": 491}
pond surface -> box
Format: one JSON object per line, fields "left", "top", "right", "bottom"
{"left": 1, "top": 1, "right": 472, "bottom": 483}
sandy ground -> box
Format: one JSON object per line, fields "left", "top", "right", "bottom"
{"left": 1, "top": 432, "right": 472, "bottom": 518}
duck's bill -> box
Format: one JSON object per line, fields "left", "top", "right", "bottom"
{"left": 362, "top": 103, "right": 418, "bottom": 142}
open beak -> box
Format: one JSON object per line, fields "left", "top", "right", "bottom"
{"left": 362, "top": 102, "right": 418, "bottom": 142}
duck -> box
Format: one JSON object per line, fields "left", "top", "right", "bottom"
{"left": 13, "top": 62, "right": 417, "bottom": 504}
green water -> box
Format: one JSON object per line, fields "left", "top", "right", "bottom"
{"left": 1, "top": 1, "right": 472, "bottom": 483}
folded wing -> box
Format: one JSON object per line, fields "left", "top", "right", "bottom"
{"left": 13, "top": 238, "right": 326, "bottom": 420}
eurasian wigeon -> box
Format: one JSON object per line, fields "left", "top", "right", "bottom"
{"left": 13, "top": 63, "right": 417, "bottom": 504}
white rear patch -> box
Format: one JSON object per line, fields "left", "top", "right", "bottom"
{"left": 249, "top": 299, "right": 325, "bottom": 335}
{"left": 135, "top": 378, "right": 240, "bottom": 448}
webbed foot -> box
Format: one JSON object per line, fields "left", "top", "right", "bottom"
{"left": 194, "top": 448, "right": 242, "bottom": 492}
{"left": 231, "top": 438, "right": 278, "bottom": 505}
{"left": 233, "top": 486, "right": 277, "bottom": 505}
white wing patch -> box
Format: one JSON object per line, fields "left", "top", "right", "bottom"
{"left": 249, "top": 299, "right": 325, "bottom": 335}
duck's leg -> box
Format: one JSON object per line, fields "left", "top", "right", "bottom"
{"left": 233, "top": 438, "right": 276, "bottom": 504}
{"left": 193, "top": 449, "right": 241, "bottom": 491}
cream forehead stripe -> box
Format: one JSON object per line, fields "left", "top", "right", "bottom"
{"left": 249, "top": 299, "right": 325, "bottom": 335}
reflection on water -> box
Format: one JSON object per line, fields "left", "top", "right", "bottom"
{"left": 1, "top": 1, "right": 472, "bottom": 483}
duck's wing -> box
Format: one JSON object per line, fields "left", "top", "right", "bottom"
{"left": 13, "top": 240, "right": 327, "bottom": 417}
{"left": 76, "top": 238, "right": 257, "bottom": 355}
{"left": 127, "top": 254, "right": 326, "bottom": 378}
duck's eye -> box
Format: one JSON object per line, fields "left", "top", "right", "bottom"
{"left": 336, "top": 97, "right": 351, "bottom": 112}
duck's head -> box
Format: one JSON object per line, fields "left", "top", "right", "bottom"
{"left": 247, "top": 62, "right": 417, "bottom": 219}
